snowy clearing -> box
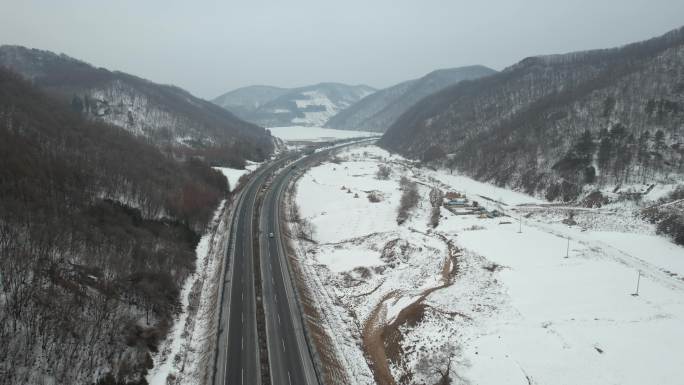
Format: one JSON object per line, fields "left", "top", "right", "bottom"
{"left": 288, "top": 144, "right": 684, "bottom": 385}
{"left": 268, "top": 125, "right": 379, "bottom": 142}
{"left": 214, "top": 161, "right": 261, "bottom": 191}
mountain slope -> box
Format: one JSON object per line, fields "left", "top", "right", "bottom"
{"left": 212, "top": 85, "right": 290, "bottom": 118}
{"left": 0, "top": 68, "right": 228, "bottom": 384}
{"left": 326, "top": 65, "right": 496, "bottom": 132}
{"left": 213, "top": 82, "right": 375, "bottom": 127}
{"left": 380, "top": 27, "right": 684, "bottom": 201}
{"left": 0, "top": 45, "right": 273, "bottom": 166}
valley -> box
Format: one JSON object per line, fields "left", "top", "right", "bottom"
{"left": 1, "top": 6, "right": 683, "bottom": 385}
{"left": 285, "top": 144, "right": 684, "bottom": 385}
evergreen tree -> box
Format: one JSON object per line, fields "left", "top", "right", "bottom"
{"left": 655, "top": 129, "right": 665, "bottom": 150}
{"left": 597, "top": 137, "right": 613, "bottom": 178}
{"left": 71, "top": 95, "right": 83, "bottom": 115}
{"left": 576, "top": 130, "right": 595, "bottom": 161}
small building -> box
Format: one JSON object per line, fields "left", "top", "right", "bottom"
{"left": 446, "top": 198, "right": 468, "bottom": 207}
{"left": 445, "top": 192, "right": 465, "bottom": 200}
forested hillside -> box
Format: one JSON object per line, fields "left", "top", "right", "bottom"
{"left": 0, "top": 45, "right": 273, "bottom": 168}
{"left": 0, "top": 69, "right": 229, "bottom": 384}
{"left": 381, "top": 26, "right": 684, "bottom": 202}
{"left": 326, "top": 65, "right": 495, "bottom": 132}
{"left": 212, "top": 85, "right": 290, "bottom": 119}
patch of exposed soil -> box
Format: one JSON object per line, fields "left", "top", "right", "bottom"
{"left": 362, "top": 237, "right": 461, "bottom": 385}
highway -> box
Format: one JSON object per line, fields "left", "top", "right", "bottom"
{"left": 214, "top": 139, "right": 375, "bottom": 385}
{"left": 214, "top": 162, "right": 265, "bottom": 385}
{"left": 259, "top": 161, "right": 318, "bottom": 385}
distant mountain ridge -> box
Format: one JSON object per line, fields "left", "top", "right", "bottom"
{"left": 213, "top": 82, "right": 375, "bottom": 127}
{"left": 326, "top": 65, "right": 497, "bottom": 132}
{"left": 213, "top": 85, "right": 290, "bottom": 117}
{"left": 380, "top": 26, "right": 684, "bottom": 201}
{"left": 0, "top": 45, "right": 273, "bottom": 166}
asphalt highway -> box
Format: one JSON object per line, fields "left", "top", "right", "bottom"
{"left": 214, "top": 139, "right": 375, "bottom": 385}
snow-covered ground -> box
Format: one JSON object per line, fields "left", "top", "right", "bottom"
{"left": 292, "top": 90, "right": 342, "bottom": 126}
{"left": 214, "top": 161, "right": 261, "bottom": 191}
{"left": 268, "top": 125, "right": 379, "bottom": 142}
{"left": 288, "top": 144, "right": 684, "bottom": 385}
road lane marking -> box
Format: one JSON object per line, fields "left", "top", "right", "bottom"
{"left": 288, "top": 371, "right": 292, "bottom": 385}
{"left": 282, "top": 338, "right": 286, "bottom": 351}
{"left": 278, "top": 313, "right": 280, "bottom": 325}
{"left": 223, "top": 346, "right": 228, "bottom": 385}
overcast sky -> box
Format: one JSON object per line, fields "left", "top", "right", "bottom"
{"left": 1, "top": 0, "right": 683, "bottom": 99}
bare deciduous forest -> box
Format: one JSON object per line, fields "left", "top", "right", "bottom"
{"left": 381, "top": 27, "right": 684, "bottom": 201}
{"left": 0, "top": 46, "right": 275, "bottom": 169}
{"left": 0, "top": 69, "right": 230, "bottom": 384}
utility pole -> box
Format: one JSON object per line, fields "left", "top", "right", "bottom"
{"left": 518, "top": 213, "right": 522, "bottom": 233}
{"left": 632, "top": 271, "right": 641, "bottom": 296}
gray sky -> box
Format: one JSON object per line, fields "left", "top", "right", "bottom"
{"left": 2, "top": 0, "right": 683, "bottom": 99}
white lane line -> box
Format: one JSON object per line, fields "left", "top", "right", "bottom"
{"left": 241, "top": 368, "right": 244, "bottom": 385}
{"left": 278, "top": 313, "right": 281, "bottom": 325}
{"left": 241, "top": 290, "right": 243, "bottom": 301}
{"left": 223, "top": 344, "right": 228, "bottom": 385}
{"left": 241, "top": 335, "right": 244, "bottom": 351}
{"left": 288, "top": 371, "right": 292, "bottom": 385}
{"left": 282, "top": 338, "right": 286, "bottom": 351}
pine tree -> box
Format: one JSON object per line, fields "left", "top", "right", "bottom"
{"left": 597, "top": 137, "right": 612, "bottom": 183}
{"left": 71, "top": 95, "right": 83, "bottom": 115}
{"left": 576, "top": 130, "right": 595, "bottom": 161}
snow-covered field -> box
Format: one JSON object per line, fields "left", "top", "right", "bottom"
{"left": 214, "top": 160, "right": 261, "bottom": 191}
{"left": 268, "top": 125, "right": 379, "bottom": 142}
{"left": 288, "top": 144, "right": 684, "bottom": 385}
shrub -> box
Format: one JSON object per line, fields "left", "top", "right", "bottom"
{"left": 429, "top": 187, "right": 444, "bottom": 208}
{"left": 376, "top": 165, "right": 391, "bottom": 180}
{"left": 397, "top": 178, "right": 419, "bottom": 224}
{"left": 430, "top": 206, "right": 441, "bottom": 228}
{"left": 367, "top": 192, "right": 382, "bottom": 203}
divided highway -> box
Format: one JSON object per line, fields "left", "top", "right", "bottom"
{"left": 259, "top": 160, "right": 318, "bottom": 385}
{"left": 214, "top": 139, "right": 375, "bottom": 385}
{"left": 214, "top": 162, "right": 265, "bottom": 385}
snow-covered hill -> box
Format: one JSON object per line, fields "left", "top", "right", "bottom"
{"left": 0, "top": 45, "right": 274, "bottom": 165}
{"left": 0, "top": 68, "right": 230, "bottom": 385}
{"left": 213, "top": 82, "right": 375, "bottom": 127}
{"left": 326, "top": 65, "right": 496, "bottom": 132}
{"left": 212, "top": 85, "right": 290, "bottom": 119}
{"left": 380, "top": 26, "right": 684, "bottom": 202}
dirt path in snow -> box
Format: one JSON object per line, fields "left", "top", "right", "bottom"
{"left": 361, "top": 236, "right": 460, "bottom": 385}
